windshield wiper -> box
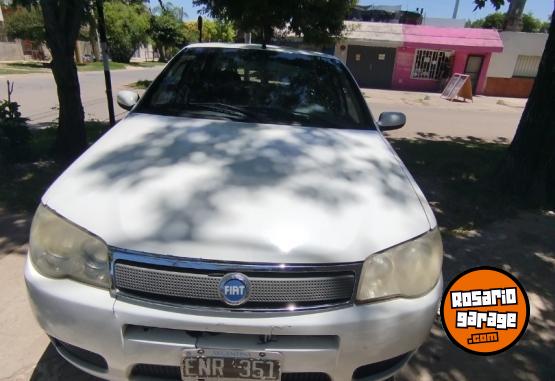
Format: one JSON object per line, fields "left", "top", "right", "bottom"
{"left": 186, "top": 102, "right": 260, "bottom": 122}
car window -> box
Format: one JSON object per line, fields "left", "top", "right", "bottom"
{"left": 137, "top": 47, "right": 373, "bottom": 129}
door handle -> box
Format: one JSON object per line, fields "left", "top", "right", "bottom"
{"left": 369, "top": 64, "right": 373, "bottom": 71}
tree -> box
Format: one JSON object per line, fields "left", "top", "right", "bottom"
{"left": 10, "top": 0, "right": 89, "bottom": 159}
{"left": 467, "top": 8, "right": 547, "bottom": 33}
{"left": 149, "top": 7, "right": 187, "bottom": 61}
{"left": 504, "top": 0, "right": 526, "bottom": 31}
{"left": 468, "top": 12, "right": 506, "bottom": 29}
{"left": 474, "top": 0, "right": 555, "bottom": 206}
{"left": 40, "top": 0, "right": 88, "bottom": 159}
{"left": 204, "top": 19, "right": 236, "bottom": 42}
{"left": 184, "top": 19, "right": 236, "bottom": 43}
{"left": 193, "top": 0, "right": 357, "bottom": 45}
{"left": 483, "top": 12, "right": 506, "bottom": 28}
{"left": 104, "top": 1, "right": 150, "bottom": 63}
{"left": 86, "top": 4, "right": 102, "bottom": 61}
{"left": 496, "top": 9, "right": 555, "bottom": 205}
{"left": 4, "top": 6, "right": 46, "bottom": 42}
{"left": 521, "top": 12, "right": 543, "bottom": 32}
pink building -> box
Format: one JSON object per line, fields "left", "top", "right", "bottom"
{"left": 392, "top": 25, "right": 503, "bottom": 94}
{"left": 335, "top": 22, "right": 503, "bottom": 95}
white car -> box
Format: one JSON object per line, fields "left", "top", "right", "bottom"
{"left": 25, "top": 44, "right": 443, "bottom": 381}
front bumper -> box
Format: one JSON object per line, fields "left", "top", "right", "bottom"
{"left": 25, "top": 257, "right": 441, "bottom": 381}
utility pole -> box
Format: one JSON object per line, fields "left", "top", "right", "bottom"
{"left": 452, "top": 0, "right": 460, "bottom": 19}
{"left": 197, "top": 16, "right": 203, "bottom": 43}
{"left": 95, "top": 0, "right": 116, "bottom": 127}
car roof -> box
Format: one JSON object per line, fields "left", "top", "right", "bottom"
{"left": 185, "top": 43, "right": 339, "bottom": 61}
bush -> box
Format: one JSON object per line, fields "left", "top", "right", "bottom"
{"left": 104, "top": 2, "right": 150, "bottom": 63}
{"left": 0, "top": 100, "right": 30, "bottom": 163}
{"left": 4, "top": 6, "right": 46, "bottom": 43}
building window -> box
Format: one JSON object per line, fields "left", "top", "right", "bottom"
{"left": 411, "top": 49, "right": 451, "bottom": 80}
{"left": 513, "top": 55, "right": 541, "bottom": 78}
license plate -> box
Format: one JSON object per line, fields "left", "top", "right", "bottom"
{"left": 181, "top": 349, "right": 281, "bottom": 381}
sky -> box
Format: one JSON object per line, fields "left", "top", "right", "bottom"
{"left": 172, "top": 0, "right": 553, "bottom": 22}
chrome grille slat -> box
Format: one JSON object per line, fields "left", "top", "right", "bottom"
{"left": 113, "top": 261, "right": 356, "bottom": 310}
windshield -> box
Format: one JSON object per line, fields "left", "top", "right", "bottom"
{"left": 136, "top": 47, "right": 373, "bottom": 129}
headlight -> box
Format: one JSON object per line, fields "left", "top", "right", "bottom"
{"left": 29, "top": 204, "right": 110, "bottom": 288}
{"left": 356, "top": 228, "right": 443, "bottom": 303}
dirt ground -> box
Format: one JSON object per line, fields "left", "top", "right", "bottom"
{"left": 0, "top": 89, "right": 553, "bottom": 381}
{"left": 398, "top": 211, "right": 555, "bottom": 381}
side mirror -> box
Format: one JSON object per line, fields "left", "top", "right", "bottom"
{"left": 377, "top": 112, "right": 406, "bottom": 131}
{"left": 117, "top": 90, "right": 140, "bottom": 111}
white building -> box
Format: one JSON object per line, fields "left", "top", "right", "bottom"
{"left": 485, "top": 31, "right": 548, "bottom": 97}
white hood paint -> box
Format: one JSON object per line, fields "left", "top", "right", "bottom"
{"left": 43, "top": 113, "right": 433, "bottom": 264}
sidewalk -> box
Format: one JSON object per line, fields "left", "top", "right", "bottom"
{"left": 363, "top": 88, "right": 525, "bottom": 142}
{"left": 362, "top": 88, "right": 527, "bottom": 113}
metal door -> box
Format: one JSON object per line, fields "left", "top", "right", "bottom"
{"left": 346, "top": 45, "right": 396, "bottom": 89}
{"left": 464, "top": 55, "right": 484, "bottom": 94}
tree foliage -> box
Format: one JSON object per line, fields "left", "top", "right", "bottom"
{"left": 193, "top": 0, "right": 357, "bottom": 45}
{"left": 184, "top": 19, "right": 236, "bottom": 43}
{"left": 149, "top": 4, "right": 190, "bottom": 61}
{"left": 150, "top": 10, "right": 186, "bottom": 47}
{"left": 469, "top": 12, "right": 505, "bottom": 29}
{"left": 104, "top": 0, "right": 150, "bottom": 63}
{"left": 521, "top": 12, "right": 544, "bottom": 32}
{"left": 468, "top": 11, "right": 547, "bottom": 32}
{"left": 4, "top": 6, "right": 46, "bottom": 42}
{"left": 470, "top": 12, "right": 550, "bottom": 33}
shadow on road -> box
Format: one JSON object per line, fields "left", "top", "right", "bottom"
{"left": 4, "top": 130, "right": 553, "bottom": 381}
{"left": 392, "top": 136, "right": 555, "bottom": 381}
{"left": 30, "top": 344, "right": 103, "bottom": 381}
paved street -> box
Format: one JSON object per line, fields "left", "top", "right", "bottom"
{"left": 1, "top": 68, "right": 525, "bottom": 142}
{"left": 364, "top": 88, "right": 526, "bottom": 142}
{"left": 0, "top": 67, "right": 164, "bottom": 126}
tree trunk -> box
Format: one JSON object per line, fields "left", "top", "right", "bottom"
{"left": 88, "top": 7, "right": 102, "bottom": 61}
{"left": 159, "top": 44, "right": 167, "bottom": 62}
{"left": 40, "top": 0, "right": 87, "bottom": 159}
{"left": 496, "top": 7, "right": 555, "bottom": 207}
{"left": 504, "top": 0, "right": 526, "bottom": 32}
{"left": 75, "top": 41, "right": 83, "bottom": 64}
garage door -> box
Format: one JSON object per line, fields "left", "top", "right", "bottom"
{"left": 346, "top": 45, "right": 396, "bottom": 89}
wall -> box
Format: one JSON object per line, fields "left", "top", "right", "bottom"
{"left": 336, "top": 21, "right": 404, "bottom": 64}
{"left": 484, "top": 77, "right": 534, "bottom": 98}
{"left": 392, "top": 47, "right": 491, "bottom": 94}
{"left": 0, "top": 40, "right": 24, "bottom": 61}
{"left": 391, "top": 47, "right": 440, "bottom": 92}
{"left": 487, "top": 31, "right": 547, "bottom": 78}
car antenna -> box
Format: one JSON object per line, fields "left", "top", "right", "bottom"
{"left": 261, "top": 27, "right": 267, "bottom": 49}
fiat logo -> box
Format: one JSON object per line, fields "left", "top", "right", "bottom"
{"left": 219, "top": 273, "right": 251, "bottom": 306}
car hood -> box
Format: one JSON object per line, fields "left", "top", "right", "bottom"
{"left": 43, "top": 113, "right": 433, "bottom": 264}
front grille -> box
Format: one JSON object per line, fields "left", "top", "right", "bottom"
{"left": 130, "top": 364, "right": 331, "bottom": 381}
{"left": 113, "top": 258, "right": 357, "bottom": 311}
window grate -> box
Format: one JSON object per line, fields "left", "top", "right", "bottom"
{"left": 411, "top": 49, "right": 451, "bottom": 80}
{"left": 513, "top": 55, "right": 541, "bottom": 78}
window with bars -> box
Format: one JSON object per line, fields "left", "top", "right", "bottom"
{"left": 513, "top": 55, "right": 541, "bottom": 78}
{"left": 411, "top": 49, "right": 451, "bottom": 80}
